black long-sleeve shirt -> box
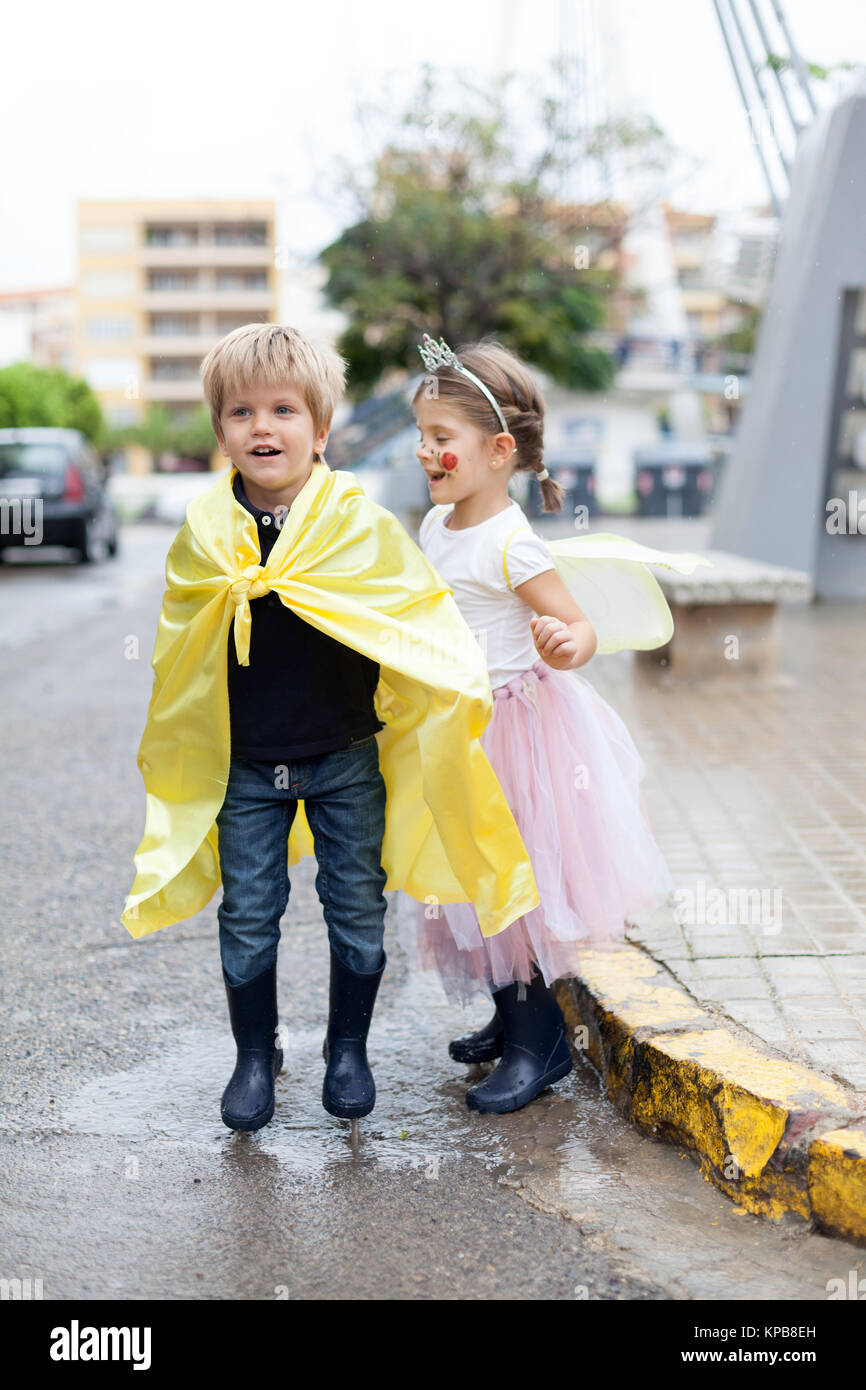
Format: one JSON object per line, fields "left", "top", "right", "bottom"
{"left": 226, "top": 470, "right": 383, "bottom": 760}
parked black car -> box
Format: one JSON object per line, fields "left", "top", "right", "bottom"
{"left": 0, "top": 428, "right": 119, "bottom": 563}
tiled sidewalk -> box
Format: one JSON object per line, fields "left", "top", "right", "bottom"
{"left": 537, "top": 515, "right": 866, "bottom": 1092}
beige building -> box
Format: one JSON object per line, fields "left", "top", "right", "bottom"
{"left": 662, "top": 205, "right": 728, "bottom": 343}
{"left": 0, "top": 286, "right": 75, "bottom": 370}
{"left": 75, "top": 199, "right": 278, "bottom": 472}
{"left": 718, "top": 208, "right": 778, "bottom": 308}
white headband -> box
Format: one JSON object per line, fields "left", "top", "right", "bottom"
{"left": 417, "top": 333, "right": 509, "bottom": 436}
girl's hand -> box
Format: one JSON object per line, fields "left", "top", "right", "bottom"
{"left": 530, "top": 614, "right": 579, "bottom": 670}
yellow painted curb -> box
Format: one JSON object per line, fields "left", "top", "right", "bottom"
{"left": 809, "top": 1127, "right": 866, "bottom": 1243}
{"left": 555, "top": 944, "right": 866, "bottom": 1242}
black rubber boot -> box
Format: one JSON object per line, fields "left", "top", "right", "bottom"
{"left": 449, "top": 1009, "right": 505, "bottom": 1064}
{"left": 322, "top": 949, "right": 385, "bottom": 1119}
{"left": 220, "top": 961, "right": 283, "bottom": 1132}
{"left": 465, "top": 972, "right": 572, "bottom": 1115}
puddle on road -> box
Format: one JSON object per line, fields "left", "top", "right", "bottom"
{"left": 55, "top": 969, "right": 860, "bottom": 1298}
{"left": 59, "top": 1016, "right": 517, "bottom": 1186}
{"left": 58, "top": 967, "right": 609, "bottom": 1204}
{"left": 54, "top": 883, "right": 641, "bottom": 1204}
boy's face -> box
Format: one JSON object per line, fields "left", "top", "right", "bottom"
{"left": 216, "top": 379, "right": 329, "bottom": 510}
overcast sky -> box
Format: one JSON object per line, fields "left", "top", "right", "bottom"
{"left": 1, "top": 0, "right": 864, "bottom": 292}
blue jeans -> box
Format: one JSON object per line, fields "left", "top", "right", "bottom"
{"left": 216, "top": 736, "right": 387, "bottom": 987}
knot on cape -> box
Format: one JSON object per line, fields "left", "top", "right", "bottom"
{"left": 230, "top": 566, "right": 270, "bottom": 605}
{"left": 229, "top": 565, "right": 271, "bottom": 665}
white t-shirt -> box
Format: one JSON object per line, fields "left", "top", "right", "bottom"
{"left": 419, "top": 499, "right": 556, "bottom": 689}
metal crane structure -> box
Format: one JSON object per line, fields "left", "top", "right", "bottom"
{"left": 503, "top": 0, "right": 865, "bottom": 595}
{"left": 711, "top": 0, "right": 818, "bottom": 216}
{"left": 708, "top": 2, "right": 866, "bottom": 596}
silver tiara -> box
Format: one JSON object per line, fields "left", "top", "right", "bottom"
{"left": 417, "top": 333, "right": 509, "bottom": 435}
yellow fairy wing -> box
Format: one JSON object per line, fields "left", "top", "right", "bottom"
{"left": 546, "top": 532, "right": 713, "bottom": 653}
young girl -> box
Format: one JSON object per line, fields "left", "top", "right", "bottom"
{"left": 399, "top": 333, "right": 692, "bottom": 1116}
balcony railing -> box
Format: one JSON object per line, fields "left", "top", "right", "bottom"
{"left": 140, "top": 335, "right": 223, "bottom": 356}
{"left": 142, "top": 379, "right": 207, "bottom": 402}
{"left": 142, "top": 289, "right": 273, "bottom": 311}
{"left": 139, "top": 245, "right": 273, "bottom": 268}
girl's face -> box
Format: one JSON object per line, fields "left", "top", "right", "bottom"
{"left": 414, "top": 395, "right": 511, "bottom": 502}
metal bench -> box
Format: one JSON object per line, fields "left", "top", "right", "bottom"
{"left": 636, "top": 550, "right": 814, "bottom": 678}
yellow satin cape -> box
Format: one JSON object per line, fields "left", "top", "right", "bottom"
{"left": 121, "top": 462, "right": 541, "bottom": 941}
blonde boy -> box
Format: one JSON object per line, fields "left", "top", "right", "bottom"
{"left": 122, "top": 323, "right": 539, "bottom": 1133}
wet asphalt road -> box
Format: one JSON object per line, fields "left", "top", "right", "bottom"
{"left": 1, "top": 528, "right": 861, "bottom": 1302}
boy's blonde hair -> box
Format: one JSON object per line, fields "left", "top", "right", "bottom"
{"left": 200, "top": 323, "right": 347, "bottom": 440}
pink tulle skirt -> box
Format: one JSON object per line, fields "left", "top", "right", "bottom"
{"left": 396, "top": 659, "right": 674, "bottom": 1004}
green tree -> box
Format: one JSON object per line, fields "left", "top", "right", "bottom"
{"left": 0, "top": 362, "right": 105, "bottom": 443}
{"left": 121, "top": 404, "right": 173, "bottom": 456}
{"left": 708, "top": 305, "right": 763, "bottom": 368}
{"left": 764, "top": 53, "right": 856, "bottom": 83}
{"left": 172, "top": 406, "right": 218, "bottom": 460}
{"left": 318, "top": 63, "right": 675, "bottom": 396}
{"left": 111, "top": 404, "right": 216, "bottom": 464}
